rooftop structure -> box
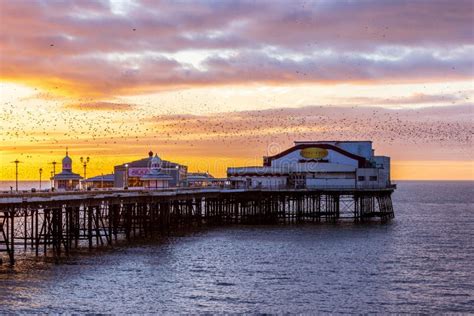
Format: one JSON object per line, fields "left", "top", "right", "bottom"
{"left": 140, "top": 154, "right": 173, "bottom": 189}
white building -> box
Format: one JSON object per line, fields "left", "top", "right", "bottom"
{"left": 227, "top": 141, "right": 391, "bottom": 189}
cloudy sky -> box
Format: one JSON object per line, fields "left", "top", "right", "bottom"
{"left": 0, "top": 0, "right": 473, "bottom": 180}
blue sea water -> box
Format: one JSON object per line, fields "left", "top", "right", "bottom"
{"left": 0, "top": 181, "right": 473, "bottom": 313}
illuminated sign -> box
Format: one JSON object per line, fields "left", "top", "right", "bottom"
{"left": 128, "top": 168, "right": 148, "bottom": 177}
{"left": 128, "top": 167, "right": 175, "bottom": 177}
{"left": 300, "top": 147, "right": 328, "bottom": 159}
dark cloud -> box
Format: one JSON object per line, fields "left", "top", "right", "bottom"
{"left": 0, "top": 0, "right": 473, "bottom": 97}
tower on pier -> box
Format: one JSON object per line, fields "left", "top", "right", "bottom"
{"left": 141, "top": 153, "right": 173, "bottom": 189}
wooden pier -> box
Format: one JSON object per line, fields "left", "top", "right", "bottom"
{"left": 0, "top": 188, "right": 394, "bottom": 265}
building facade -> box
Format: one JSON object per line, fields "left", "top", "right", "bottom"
{"left": 114, "top": 151, "right": 187, "bottom": 188}
{"left": 228, "top": 141, "right": 391, "bottom": 189}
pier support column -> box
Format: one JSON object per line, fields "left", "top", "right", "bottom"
{"left": 0, "top": 209, "right": 15, "bottom": 265}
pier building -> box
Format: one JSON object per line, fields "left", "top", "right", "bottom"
{"left": 228, "top": 141, "right": 391, "bottom": 189}
{"left": 51, "top": 149, "right": 82, "bottom": 190}
{"left": 114, "top": 151, "right": 187, "bottom": 188}
{"left": 82, "top": 174, "right": 115, "bottom": 189}
{"left": 186, "top": 172, "right": 227, "bottom": 187}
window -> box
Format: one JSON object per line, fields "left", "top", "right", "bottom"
{"left": 369, "top": 176, "right": 378, "bottom": 181}
{"left": 358, "top": 176, "right": 365, "bottom": 181}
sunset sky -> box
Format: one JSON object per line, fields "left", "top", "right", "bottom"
{"left": 0, "top": 0, "right": 473, "bottom": 180}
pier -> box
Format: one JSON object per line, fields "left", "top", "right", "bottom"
{"left": 0, "top": 188, "right": 394, "bottom": 265}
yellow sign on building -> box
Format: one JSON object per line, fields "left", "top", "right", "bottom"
{"left": 300, "top": 147, "right": 329, "bottom": 159}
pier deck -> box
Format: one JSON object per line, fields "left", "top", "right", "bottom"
{"left": 0, "top": 188, "right": 394, "bottom": 265}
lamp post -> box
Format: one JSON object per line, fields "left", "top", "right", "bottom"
{"left": 124, "top": 164, "right": 129, "bottom": 189}
{"left": 51, "top": 161, "right": 57, "bottom": 175}
{"left": 50, "top": 161, "right": 57, "bottom": 190}
{"left": 11, "top": 159, "right": 21, "bottom": 192}
{"left": 80, "top": 156, "right": 90, "bottom": 190}
{"left": 39, "top": 168, "right": 43, "bottom": 190}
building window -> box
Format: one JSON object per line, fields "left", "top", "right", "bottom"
{"left": 358, "top": 176, "right": 365, "bottom": 181}
{"left": 369, "top": 176, "right": 378, "bottom": 181}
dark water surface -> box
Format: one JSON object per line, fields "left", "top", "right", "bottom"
{"left": 1, "top": 181, "right": 473, "bottom": 313}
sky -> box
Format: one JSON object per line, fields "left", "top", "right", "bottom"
{"left": 0, "top": 0, "right": 473, "bottom": 180}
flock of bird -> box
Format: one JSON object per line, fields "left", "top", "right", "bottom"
{"left": 1, "top": 91, "right": 472, "bottom": 163}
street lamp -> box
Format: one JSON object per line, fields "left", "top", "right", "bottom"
{"left": 51, "top": 161, "right": 57, "bottom": 175}
{"left": 124, "top": 164, "right": 129, "bottom": 189}
{"left": 50, "top": 161, "right": 57, "bottom": 190}
{"left": 80, "top": 156, "right": 90, "bottom": 189}
{"left": 11, "top": 159, "right": 21, "bottom": 192}
{"left": 39, "top": 168, "right": 43, "bottom": 191}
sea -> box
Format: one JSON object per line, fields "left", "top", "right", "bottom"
{"left": 0, "top": 181, "right": 473, "bottom": 313}
{"left": 0, "top": 180, "right": 52, "bottom": 192}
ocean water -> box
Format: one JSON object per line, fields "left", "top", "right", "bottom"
{"left": 0, "top": 180, "right": 51, "bottom": 192}
{"left": 0, "top": 181, "right": 473, "bottom": 313}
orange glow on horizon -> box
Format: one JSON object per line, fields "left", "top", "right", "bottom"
{"left": 391, "top": 160, "right": 474, "bottom": 181}
{"left": 1, "top": 146, "right": 472, "bottom": 181}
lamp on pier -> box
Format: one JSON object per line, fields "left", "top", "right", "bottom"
{"left": 39, "top": 168, "right": 43, "bottom": 191}
{"left": 11, "top": 159, "right": 22, "bottom": 192}
{"left": 80, "top": 156, "right": 90, "bottom": 189}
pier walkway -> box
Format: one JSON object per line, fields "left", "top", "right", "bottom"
{"left": 0, "top": 187, "right": 394, "bottom": 265}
